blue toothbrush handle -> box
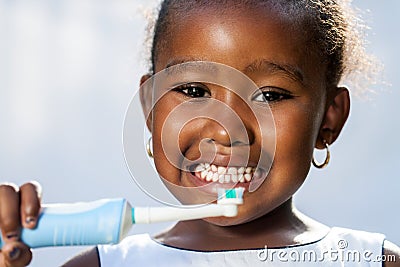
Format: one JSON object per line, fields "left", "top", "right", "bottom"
{"left": 0, "top": 198, "right": 132, "bottom": 248}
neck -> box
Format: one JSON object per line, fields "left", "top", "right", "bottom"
{"left": 155, "top": 199, "right": 329, "bottom": 251}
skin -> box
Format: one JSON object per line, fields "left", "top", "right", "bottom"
{"left": 0, "top": 5, "right": 399, "bottom": 267}
{"left": 149, "top": 7, "right": 339, "bottom": 248}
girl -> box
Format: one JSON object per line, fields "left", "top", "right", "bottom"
{"left": 0, "top": 0, "right": 399, "bottom": 266}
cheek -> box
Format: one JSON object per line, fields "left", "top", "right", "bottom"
{"left": 273, "top": 101, "right": 323, "bottom": 176}
{"left": 150, "top": 98, "right": 208, "bottom": 185}
{"left": 151, "top": 100, "right": 183, "bottom": 185}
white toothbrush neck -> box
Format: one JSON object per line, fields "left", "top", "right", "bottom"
{"left": 133, "top": 204, "right": 238, "bottom": 224}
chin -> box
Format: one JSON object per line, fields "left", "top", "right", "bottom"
{"left": 203, "top": 207, "right": 263, "bottom": 226}
{"left": 203, "top": 216, "right": 245, "bottom": 227}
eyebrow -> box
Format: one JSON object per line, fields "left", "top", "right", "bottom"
{"left": 243, "top": 59, "right": 305, "bottom": 84}
{"left": 163, "top": 57, "right": 304, "bottom": 84}
{"left": 165, "top": 57, "right": 207, "bottom": 69}
{"left": 164, "top": 57, "right": 218, "bottom": 76}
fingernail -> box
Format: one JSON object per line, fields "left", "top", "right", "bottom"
{"left": 25, "top": 216, "right": 36, "bottom": 224}
{"left": 9, "top": 247, "right": 20, "bottom": 260}
{"left": 6, "top": 232, "right": 19, "bottom": 240}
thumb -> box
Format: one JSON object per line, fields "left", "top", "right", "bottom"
{"left": 0, "top": 242, "right": 32, "bottom": 267}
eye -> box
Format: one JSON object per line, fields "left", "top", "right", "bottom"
{"left": 252, "top": 87, "right": 294, "bottom": 103}
{"left": 174, "top": 83, "right": 211, "bottom": 98}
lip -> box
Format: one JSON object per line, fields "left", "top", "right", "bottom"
{"left": 181, "top": 151, "right": 270, "bottom": 197}
{"left": 185, "top": 171, "right": 251, "bottom": 196}
{"left": 183, "top": 152, "right": 259, "bottom": 172}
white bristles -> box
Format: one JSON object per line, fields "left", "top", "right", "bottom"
{"left": 217, "top": 187, "right": 244, "bottom": 205}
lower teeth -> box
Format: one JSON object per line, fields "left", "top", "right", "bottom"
{"left": 194, "top": 172, "right": 253, "bottom": 183}
{"left": 192, "top": 164, "right": 256, "bottom": 183}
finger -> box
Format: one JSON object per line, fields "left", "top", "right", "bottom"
{"left": 0, "top": 241, "right": 32, "bottom": 267}
{"left": 0, "top": 184, "right": 21, "bottom": 242}
{"left": 20, "top": 182, "right": 42, "bottom": 229}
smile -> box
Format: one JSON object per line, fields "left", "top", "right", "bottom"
{"left": 192, "top": 163, "right": 256, "bottom": 184}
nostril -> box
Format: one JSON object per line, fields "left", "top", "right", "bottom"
{"left": 231, "top": 140, "right": 249, "bottom": 147}
{"left": 202, "top": 137, "right": 250, "bottom": 147}
{"left": 203, "top": 138, "right": 215, "bottom": 143}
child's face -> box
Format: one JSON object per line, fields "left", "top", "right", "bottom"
{"left": 145, "top": 7, "right": 330, "bottom": 225}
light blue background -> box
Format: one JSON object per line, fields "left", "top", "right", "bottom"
{"left": 0, "top": 1, "right": 398, "bottom": 266}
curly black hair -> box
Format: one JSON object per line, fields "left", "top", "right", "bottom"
{"left": 144, "top": 0, "right": 377, "bottom": 93}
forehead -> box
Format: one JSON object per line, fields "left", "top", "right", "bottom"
{"left": 155, "top": 5, "right": 325, "bottom": 88}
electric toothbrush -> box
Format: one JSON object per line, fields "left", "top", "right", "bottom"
{"left": 0, "top": 188, "right": 244, "bottom": 248}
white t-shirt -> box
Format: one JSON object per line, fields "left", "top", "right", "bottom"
{"left": 98, "top": 227, "right": 385, "bottom": 266}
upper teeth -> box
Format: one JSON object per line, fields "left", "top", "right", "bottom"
{"left": 193, "top": 163, "right": 255, "bottom": 183}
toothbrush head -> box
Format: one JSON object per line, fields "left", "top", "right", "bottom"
{"left": 217, "top": 187, "right": 244, "bottom": 205}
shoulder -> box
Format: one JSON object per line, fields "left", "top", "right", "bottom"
{"left": 61, "top": 234, "right": 153, "bottom": 267}
{"left": 331, "top": 227, "right": 399, "bottom": 266}
{"left": 97, "top": 234, "right": 167, "bottom": 266}
{"left": 383, "top": 240, "right": 400, "bottom": 267}
{"left": 329, "top": 227, "right": 386, "bottom": 244}
{"left": 61, "top": 247, "right": 100, "bottom": 267}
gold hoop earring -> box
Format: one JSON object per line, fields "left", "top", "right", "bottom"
{"left": 146, "top": 137, "right": 153, "bottom": 158}
{"left": 312, "top": 140, "right": 330, "bottom": 169}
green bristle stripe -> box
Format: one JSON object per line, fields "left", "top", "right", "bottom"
{"left": 225, "top": 189, "right": 236, "bottom": 199}
{"left": 131, "top": 208, "right": 135, "bottom": 224}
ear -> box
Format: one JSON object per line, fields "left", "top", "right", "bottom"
{"left": 316, "top": 87, "right": 350, "bottom": 149}
{"left": 140, "top": 74, "right": 153, "bottom": 132}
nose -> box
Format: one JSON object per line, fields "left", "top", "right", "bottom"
{"left": 200, "top": 92, "right": 256, "bottom": 148}
{"left": 201, "top": 121, "right": 253, "bottom": 148}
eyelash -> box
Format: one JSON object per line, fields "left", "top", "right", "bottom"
{"left": 174, "top": 84, "right": 293, "bottom": 103}
{"left": 252, "top": 87, "right": 294, "bottom": 103}
{"left": 173, "top": 83, "right": 211, "bottom": 98}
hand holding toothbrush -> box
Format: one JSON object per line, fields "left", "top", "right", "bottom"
{"left": 0, "top": 181, "right": 244, "bottom": 267}
{"left": 0, "top": 181, "right": 41, "bottom": 267}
